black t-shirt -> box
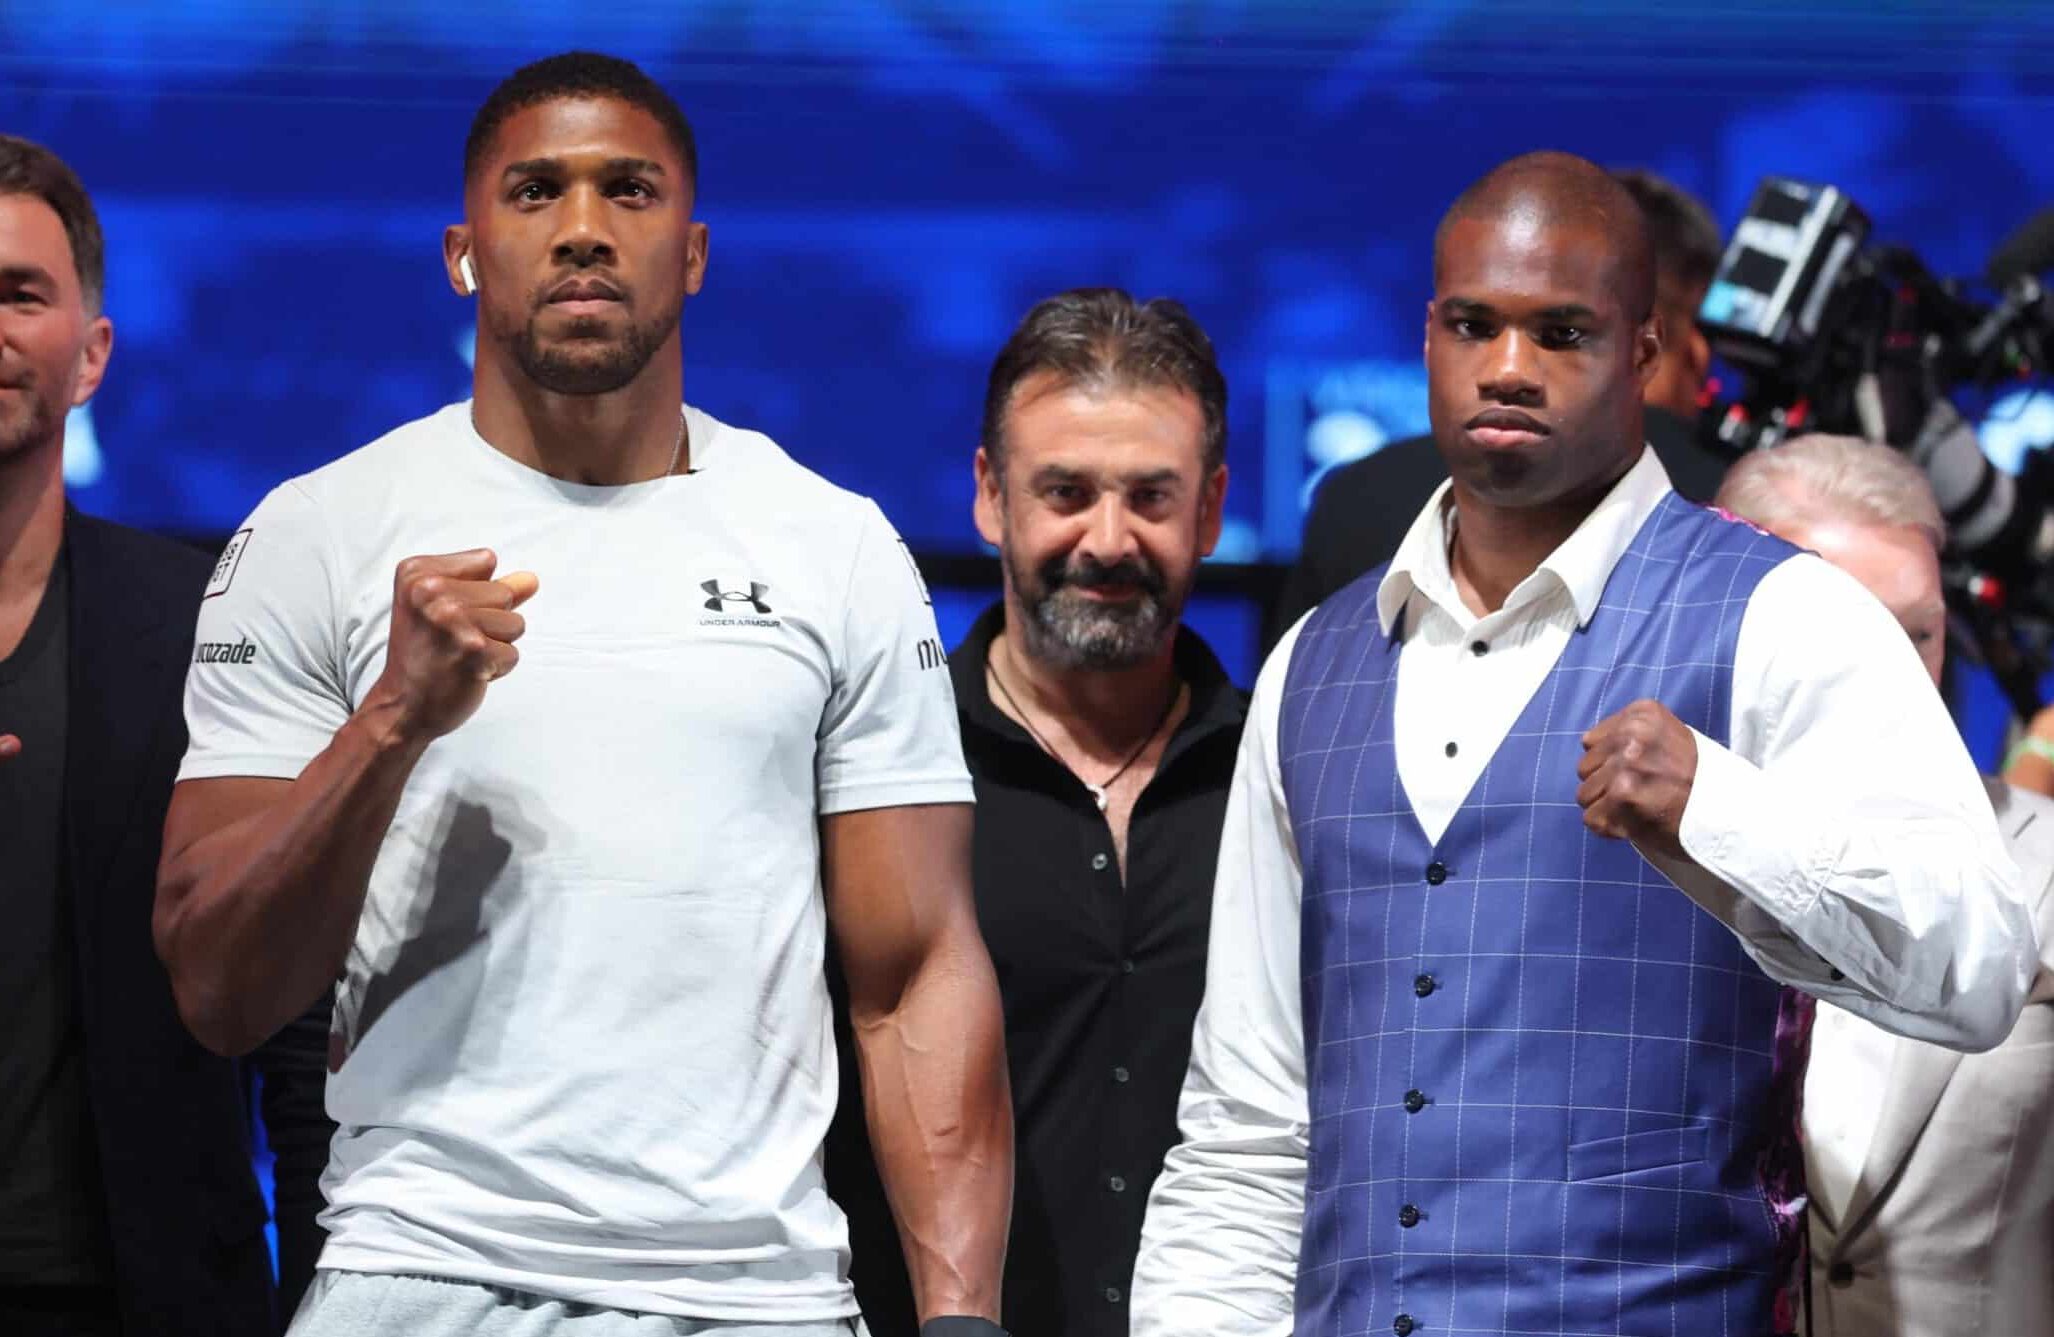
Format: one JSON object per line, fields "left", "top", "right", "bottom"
{"left": 0, "top": 555, "right": 113, "bottom": 1284}
{"left": 825, "top": 606, "right": 1248, "bottom": 1337}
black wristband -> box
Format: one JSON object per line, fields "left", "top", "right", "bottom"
{"left": 920, "top": 1319, "right": 1009, "bottom": 1337}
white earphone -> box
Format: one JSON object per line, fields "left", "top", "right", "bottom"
{"left": 458, "top": 253, "right": 477, "bottom": 295}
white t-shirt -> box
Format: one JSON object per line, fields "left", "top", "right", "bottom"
{"left": 180, "top": 401, "right": 972, "bottom": 1320}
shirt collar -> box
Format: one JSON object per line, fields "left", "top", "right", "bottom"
{"left": 1375, "top": 445, "right": 1675, "bottom": 634}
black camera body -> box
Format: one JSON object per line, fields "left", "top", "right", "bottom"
{"left": 1699, "top": 178, "right": 2054, "bottom": 453}
{"left": 1697, "top": 178, "right": 2054, "bottom": 715}
{"left": 1699, "top": 179, "right": 1871, "bottom": 396}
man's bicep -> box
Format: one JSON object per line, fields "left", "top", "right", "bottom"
{"left": 155, "top": 776, "right": 294, "bottom": 957}
{"left": 163, "top": 776, "right": 292, "bottom": 861}
{"left": 821, "top": 802, "right": 977, "bottom": 1017}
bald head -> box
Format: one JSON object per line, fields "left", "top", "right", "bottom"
{"left": 1435, "top": 151, "right": 1657, "bottom": 323}
{"left": 1424, "top": 150, "right": 1665, "bottom": 519}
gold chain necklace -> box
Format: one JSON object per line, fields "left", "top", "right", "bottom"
{"left": 657, "top": 411, "right": 685, "bottom": 478}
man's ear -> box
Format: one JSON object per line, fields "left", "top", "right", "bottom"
{"left": 69, "top": 314, "right": 113, "bottom": 408}
{"left": 1685, "top": 325, "right": 1712, "bottom": 389}
{"left": 682, "top": 221, "right": 710, "bottom": 297}
{"left": 1198, "top": 463, "right": 1228, "bottom": 558}
{"left": 443, "top": 224, "right": 473, "bottom": 296}
{"left": 973, "top": 446, "right": 1004, "bottom": 549}
{"left": 1636, "top": 311, "right": 1664, "bottom": 387}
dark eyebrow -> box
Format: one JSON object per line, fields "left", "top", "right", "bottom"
{"left": 502, "top": 156, "right": 666, "bottom": 180}
{"left": 0, "top": 263, "right": 56, "bottom": 288}
{"left": 1029, "top": 464, "right": 1088, "bottom": 487}
{"left": 1439, "top": 298, "right": 1602, "bottom": 325}
{"left": 1125, "top": 468, "right": 1182, "bottom": 489}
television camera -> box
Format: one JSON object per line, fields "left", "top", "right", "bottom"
{"left": 1698, "top": 178, "right": 2054, "bottom": 718}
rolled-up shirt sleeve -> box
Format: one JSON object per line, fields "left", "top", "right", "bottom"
{"left": 1651, "top": 551, "right": 2037, "bottom": 1052}
{"left": 1132, "top": 624, "right": 1309, "bottom": 1337}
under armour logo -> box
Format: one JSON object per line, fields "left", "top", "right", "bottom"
{"left": 702, "top": 579, "right": 772, "bottom": 615}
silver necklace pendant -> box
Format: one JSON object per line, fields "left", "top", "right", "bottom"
{"left": 983, "top": 657, "right": 1172, "bottom": 820}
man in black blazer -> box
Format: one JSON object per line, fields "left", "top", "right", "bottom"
{"left": 1268, "top": 169, "right": 1735, "bottom": 644}
{"left": 0, "top": 133, "right": 328, "bottom": 1336}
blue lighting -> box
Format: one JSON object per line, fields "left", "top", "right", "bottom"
{"left": 5, "top": 3, "right": 2048, "bottom": 561}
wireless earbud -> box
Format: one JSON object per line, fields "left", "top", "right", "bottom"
{"left": 458, "top": 253, "right": 477, "bottom": 295}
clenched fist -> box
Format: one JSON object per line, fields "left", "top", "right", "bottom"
{"left": 0, "top": 733, "right": 18, "bottom": 761}
{"left": 1576, "top": 699, "right": 1697, "bottom": 861}
{"left": 361, "top": 549, "right": 538, "bottom": 744}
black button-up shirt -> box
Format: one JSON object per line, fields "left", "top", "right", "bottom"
{"left": 826, "top": 603, "right": 1246, "bottom": 1337}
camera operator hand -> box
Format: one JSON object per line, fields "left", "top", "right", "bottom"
{"left": 2003, "top": 707, "right": 2054, "bottom": 800}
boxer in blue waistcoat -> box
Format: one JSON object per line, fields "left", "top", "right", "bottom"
{"left": 1131, "top": 153, "right": 2036, "bottom": 1337}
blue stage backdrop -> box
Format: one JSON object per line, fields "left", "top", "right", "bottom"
{"left": 8, "top": 0, "right": 2054, "bottom": 1270}
{"left": 6, "top": 3, "right": 2054, "bottom": 689}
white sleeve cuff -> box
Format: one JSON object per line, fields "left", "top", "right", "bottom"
{"left": 1676, "top": 726, "right": 1917, "bottom": 1009}
{"left": 1678, "top": 727, "right": 1823, "bottom": 917}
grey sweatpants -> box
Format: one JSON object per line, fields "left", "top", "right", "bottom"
{"left": 287, "top": 1271, "right": 871, "bottom": 1337}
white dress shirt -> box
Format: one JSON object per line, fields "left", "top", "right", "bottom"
{"left": 1130, "top": 448, "right": 2037, "bottom": 1337}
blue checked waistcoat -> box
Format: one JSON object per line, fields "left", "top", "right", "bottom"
{"left": 1278, "top": 494, "right": 1815, "bottom": 1337}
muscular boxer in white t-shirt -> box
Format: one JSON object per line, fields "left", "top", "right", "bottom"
{"left": 152, "top": 51, "right": 1011, "bottom": 1337}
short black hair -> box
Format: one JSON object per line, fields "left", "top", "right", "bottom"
{"left": 0, "top": 134, "right": 104, "bottom": 313}
{"left": 1609, "top": 167, "right": 1723, "bottom": 299}
{"left": 1435, "top": 150, "right": 1656, "bottom": 322}
{"left": 982, "top": 288, "right": 1227, "bottom": 476}
{"left": 465, "top": 51, "right": 698, "bottom": 190}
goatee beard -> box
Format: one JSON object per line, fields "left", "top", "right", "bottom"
{"left": 498, "top": 297, "right": 682, "bottom": 397}
{"left": 1012, "top": 549, "right": 1182, "bottom": 671}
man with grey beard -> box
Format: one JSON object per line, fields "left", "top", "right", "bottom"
{"left": 825, "top": 288, "right": 1249, "bottom": 1337}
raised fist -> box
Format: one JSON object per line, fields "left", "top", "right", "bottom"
{"left": 362, "top": 549, "right": 538, "bottom": 743}
{"left": 1576, "top": 698, "right": 1698, "bottom": 861}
